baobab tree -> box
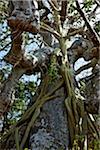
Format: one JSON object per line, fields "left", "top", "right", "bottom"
{"left": 0, "top": 0, "right": 99, "bottom": 149}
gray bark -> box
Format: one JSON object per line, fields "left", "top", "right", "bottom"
{"left": 30, "top": 87, "right": 69, "bottom": 150}
{"left": 85, "top": 67, "right": 100, "bottom": 114}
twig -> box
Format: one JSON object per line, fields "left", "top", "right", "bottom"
{"left": 88, "top": 5, "right": 98, "bottom": 18}
{"left": 0, "top": 34, "right": 11, "bottom": 43}
{"left": 95, "top": 0, "right": 100, "bottom": 6}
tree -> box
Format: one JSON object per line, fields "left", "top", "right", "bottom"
{"left": 0, "top": 0, "right": 99, "bottom": 149}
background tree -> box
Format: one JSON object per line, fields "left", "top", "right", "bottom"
{"left": 0, "top": 0, "right": 100, "bottom": 149}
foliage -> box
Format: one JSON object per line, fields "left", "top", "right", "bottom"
{"left": 48, "top": 54, "right": 59, "bottom": 82}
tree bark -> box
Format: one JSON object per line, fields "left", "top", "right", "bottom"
{"left": 30, "top": 88, "right": 69, "bottom": 150}
{"left": 29, "top": 83, "right": 69, "bottom": 150}
{"left": 0, "top": 76, "right": 70, "bottom": 150}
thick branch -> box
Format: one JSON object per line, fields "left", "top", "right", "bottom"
{"left": 0, "top": 67, "right": 26, "bottom": 116}
{"left": 4, "top": 30, "right": 23, "bottom": 64}
{"left": 60, "top": 0, "right": 68, "bottom": 26}
{"left": 8, "top": 0, "right": 40, "bottom": 33}
{"left": 0, "top": 0, "right": 57, "bottom": 117}
{"left": 0, "top": 46, "right": 54, "bottom": 116}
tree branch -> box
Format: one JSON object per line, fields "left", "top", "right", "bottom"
{"left": 76, "top": 0, "right": 100, "bottom": 46}
{"left": 49, "top": 0, "right": 59, "bottom": 11}
{"left": 95, "top": 0, "right": 100, "bottom": 6}
{"left": 40, "top": 22, "right": 61, "bottom": 40}
{"left": 75, "top": 58, "right": 97, "bottom": 75}
{"left": 64, "top": 27, "right": 84, "bottom": 39}
{"left": 0, "top": 66, "right": 26, "bottom": 116}
{"left": 0, "top": 45, "right": 54, "bottom": 117}
{"left": 8, "top": 0, "right": 40, "bottom": 34}
{"left": 15, "top": 128, "right": 20, "bottom": 150}
{"left": 60, "top": 0, "right": 68, "bottom": 26}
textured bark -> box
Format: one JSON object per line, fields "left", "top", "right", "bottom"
{"left": 0, "top": 76, "right": 69, "bottom": 150}
{"left": 60, "top": 0, "right": 68, "bottom": 26}
{"left": 0, "top": 1, "right": 99, "bottom": 149}
{"left": 0, "top": 46, "right": 53, "bottom": 116}
{"left": 85, "top": 66, "right": 100, "bottom": 114}
{"left": 0, "top": 0, "right": 40, "bottom": 117}
{"left": 8, "top": 0, "right": 40, "bottom": 33}
{"left": 30, "top": 87, "right": 69, "bottom": 150}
